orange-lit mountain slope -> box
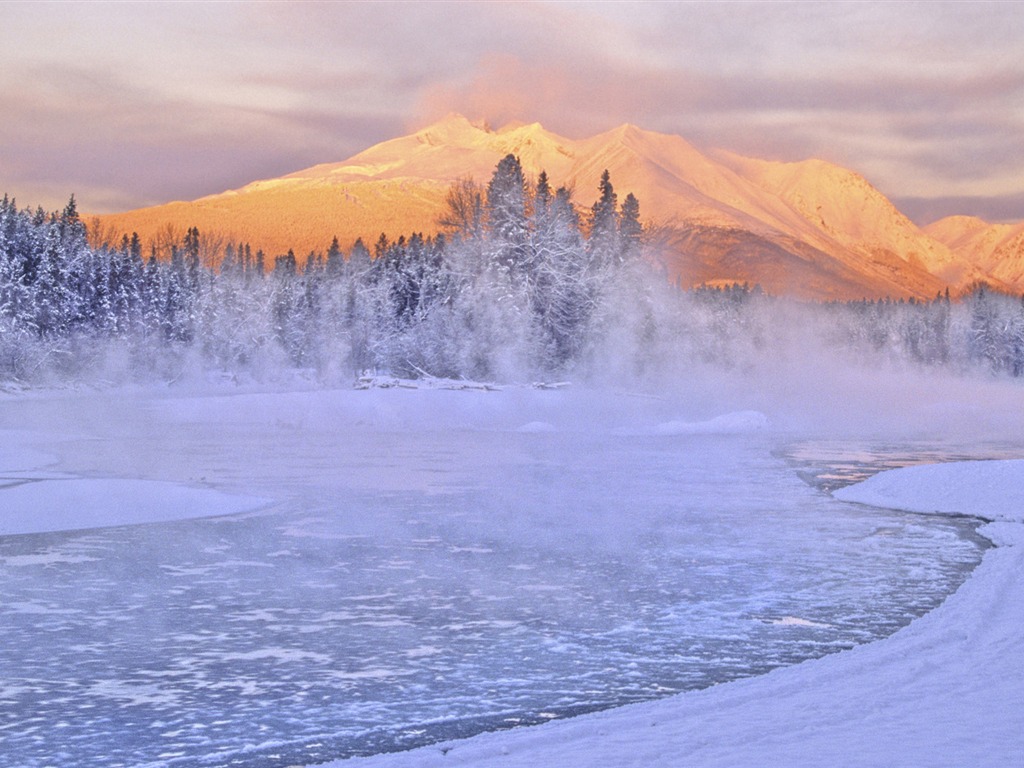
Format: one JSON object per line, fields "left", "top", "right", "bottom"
{"left": 925, "top": 216, "right": 1024, "bottom": 290}
{"left": 94, "top": 114, "right": 1013, "bottom": 300}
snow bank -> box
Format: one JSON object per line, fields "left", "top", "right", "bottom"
{"left": 326, "top": 460, "right": 1024, "bottom": 768}
{"left": 608, "top": 410, "right": 770, "bottom": 437}
{"left": 834, "top": 459, "right": 1024, "bottom": 523}
{"left": 0, "top": 429, "right": 269, "bottom": 535}
{"left": 0, "top": 478, "right": 270, "bottom": 536}
{"left": 651, "top": 410, "right": 769, "bottom": 436}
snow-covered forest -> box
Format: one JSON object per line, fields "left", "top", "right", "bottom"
{"left": 3, "top": 157, "right": 1024, "bottom": 387}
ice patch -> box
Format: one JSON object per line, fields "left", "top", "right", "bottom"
{"left": 354, "top": 619, "right": 411, "bottom": 628}
{"left": 355, "top": 375, "right": 505, "bottom": 392}
{"left": 770, "top": 616, "right": 834, "bottom": 629}
{"left": 1, "top": 551, "right": 100, "bottom": 567}
{"left": 517, "top": 421, "right": 557, "bottom": 433}
{"left": 87, "top": 680, "right": 180, "bottom": 707}
{"left": 5, "top": 601, "right": 81, "bottom": 615}
{"left": 614, "top": 411, "right": 769, "bottom": 437}
{"left": 231, "top": 609, "right": 283, "bottom": 623}
{"left": 654, "top": 411, "right": 769, "bottom": 436}
{"left": 219, "top": 648, "right": 332, "bottom": 664}
{"left": 0, "top": 478, "right": 270, "bottom": 535}
{"left": 328, "top": 667, "right": 413, "bottom": 681}
{"left": 405, "top": 645, "right": 442, "bottom": 659}
{"left": 0, "top": 683, "right": 33, "bottom": 701}
{"left": 160, "top": 564, "right": 218, "bottom": 577}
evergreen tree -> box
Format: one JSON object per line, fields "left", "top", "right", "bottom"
{"left": 485, "top": 154, "right": 529, "bottom": 273}
{"left": 534, "top": 171, "right": 552, "bottom": 222}
{"left": 326, "top": 236, "right": 343, "bottom": 275}
{"left": 530, "top": 185, "right": 593, "bottom": 368}
{"left": 349, "top": 238, "right": 372, "bottom": 273}
{"left": 619, "top": 192, "right": 642, "bottom": 262}
{"left": 274, "top": 250, "right": 298, "bottom": 277}
{"left": 588, "top": 170, "right": 619, "bottom": 269}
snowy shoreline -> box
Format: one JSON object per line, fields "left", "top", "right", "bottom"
{"left": 325, "top": 459, "right": 1024, "bottom": 768}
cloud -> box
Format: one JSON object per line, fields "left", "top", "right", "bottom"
{"left": 408, "top": 3, "right": 1024, "bottom": 212}
{"left": 1, "top": 1, "right": 1021, "bottom": 221}
{"left": 0, "top": 57, "right": 406, "bottom": 213}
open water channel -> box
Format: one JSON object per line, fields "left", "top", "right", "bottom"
{"left": 0, "top": 393, "right": 996, "bottom": 767}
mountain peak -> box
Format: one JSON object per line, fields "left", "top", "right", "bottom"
{"left": 611, "top": 122, "right": 644, "bottom": 136}
{"left": 926, "top": 214, "right": 992, "bottom": 233}
{"left": 413, "top": 113, "right": 489, "bottom": 144}
{"left": 93, "top": 116, "right": 1009, "bottom": 300}
{"left": 496, "top": 119, "right": 542, "bottom": 135}
{"left": 591, "top": 122, "right": 653, "bottom": 144}
{"left": 419, "top": 112, "right": 480, "bottom": 129}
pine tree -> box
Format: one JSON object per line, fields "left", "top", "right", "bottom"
{"left": 374, "top": 233, "right": 390, "bottom": 260}
{"left": 59, "top": 195, "right": 86, "bottom": 252}
{"left": 486, "top": 154, "right": 529, "bottom": 273}
{"left": 534, "top": 171, "right": 552, "bottom": 221}
{"left": 34, "top": 223, "right": 70, "bottom": 338}
{"left": 619, "top": 192, "right": 642, "bottom": 262}
{"left": 588, "top": 170, "right": 619, "bottom": 269}
{"left": 349, "top": 238, "right": 372, "bottom": 273}
{"left": 529, "top": 184, "right": 594, "bottom": 368}
{"left": 326, "top": 236, "right": 343, "bottom": 275}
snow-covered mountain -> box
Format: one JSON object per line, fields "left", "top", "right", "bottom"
{"left": 925, "top": 216, "right": 1024, "bottom": 290}
{"left": 95, "top": 114, "right": 1015, "bottom": 300}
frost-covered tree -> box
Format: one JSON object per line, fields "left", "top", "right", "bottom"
{"left": 530, "top": 184, "right": 594, "bottom": 367}
{"left": 11, "top": 181, "right": 1024, "bottom": 388}
{"left": 486, "top": 154, "right": 530, "bottom": 275}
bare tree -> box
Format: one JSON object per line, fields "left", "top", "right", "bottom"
{"left": 85, "top": 217, "right": 120, "bottom": 252}
{"left": 437, "top": 177, "right": 484, "bottom": 240}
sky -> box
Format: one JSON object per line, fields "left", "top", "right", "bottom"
{"left": 1, "top": 0, "right": 1022, "bottom": 223}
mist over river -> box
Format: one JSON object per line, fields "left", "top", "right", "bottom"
{"left": 0, "top": 388, "right": 998, "bottom": 767}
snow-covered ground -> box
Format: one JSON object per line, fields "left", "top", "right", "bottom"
{"left": 2, "top": 376, "right": 1024, "bottom": 767}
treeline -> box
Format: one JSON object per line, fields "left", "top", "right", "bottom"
{"left": 683, "top": 281, "right": 1024, "bottom": 378}
{"left": 825, "top": 287, "right": 1024, "bottom": 377}
{"left": 3, "top": 158, "right": 1024, "bottom": 387}
{"left": 0, "top": 158, "right": 654, "bottom": 384}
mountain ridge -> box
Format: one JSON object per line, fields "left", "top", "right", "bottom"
{"left": 92, "top": 114, "right": 1019, "bottom": 300}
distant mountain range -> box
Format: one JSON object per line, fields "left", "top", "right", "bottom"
{"left": 94, "top": 114, "right": 1024, "bottom": 300}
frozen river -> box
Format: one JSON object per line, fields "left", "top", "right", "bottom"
{"left": 0, "top": 389, "right": 992, "bottom": 767}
